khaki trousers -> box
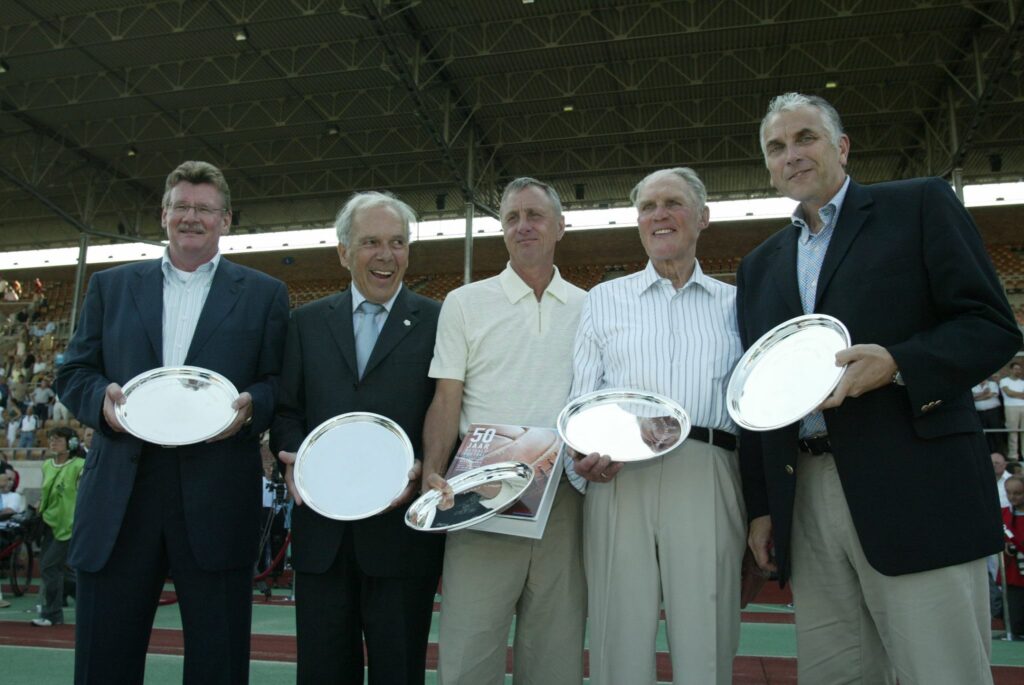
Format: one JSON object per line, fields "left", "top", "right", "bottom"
{"left": 437, "top": 478, "right": 586, "bottom": 685}
{"left": 790, "top": 451, "right": 993, "bottom": 685}
{"left": 584, "top": 440, "right": 746, "bottom": 685}
{"left": 1005, "top": 405, "right": 1024, "bottom": 460}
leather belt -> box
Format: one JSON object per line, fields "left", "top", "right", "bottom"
{"left": 689, "top": 426, "right": 737, "bottom": 451}
{"left": 797, "top": 435, "right": 832, "bottom": 456}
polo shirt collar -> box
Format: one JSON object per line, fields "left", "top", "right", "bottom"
{"left": 499, "top": 263, "right": 569, "bottom": 304}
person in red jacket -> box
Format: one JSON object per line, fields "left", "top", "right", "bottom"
{"left": 1003, "top": 474, "right": 1024, "bottom": 638}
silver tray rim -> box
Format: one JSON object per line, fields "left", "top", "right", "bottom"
{"left": 115, "top": 365, "right": 239, "bottom": 446}
{"left": 556, "top": 388, "right": 692, "bottom": 462}
{"left": 726, "top": 313, "right": 851, "bottom": 432}
{"left": 404, "top": 461, "right": 535, "bottom": 533}
{"left": 295, "top": 411, "right": 414, "bottom": 521}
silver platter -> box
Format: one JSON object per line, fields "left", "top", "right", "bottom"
{"left": 116, "top": 366, "right": 239, "bottom": 446}
{"left": 557, "top": 389, "right": 691, "bottom": 462}
{"left": 295, "top": 412, "right": 413, "bottom": 521}
{"left": 727, "top": 313, "right": 851, "bottom": 431}
{"left": 404, "top": 461, "right": 534, "bottom": 533}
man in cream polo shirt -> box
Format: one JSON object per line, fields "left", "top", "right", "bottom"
{"left": 422, "top": 177, "right": 587, "bottom": 685}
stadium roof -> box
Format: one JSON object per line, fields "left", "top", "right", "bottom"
{"left": 1, "top": 0, "right": 1022, "bottom": 250}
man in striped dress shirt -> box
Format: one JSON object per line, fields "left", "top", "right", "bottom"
{"left": 569, "top": 167, "right": 746, "bottom": 685}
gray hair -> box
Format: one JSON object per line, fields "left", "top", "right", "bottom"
{"left": 500, "top": 177, "right": 563, "bottom": 216}
{"left": 162, "top": 161, "right": 232, "bottom": 211}
{"left": 334, "top": 191, "right": 417, "bottom": 246}
{"left": 630, "top": 167, "right": 707, "bottom": 210}
{"left": 759, "top": 92, "right": 845, "bottom": 156}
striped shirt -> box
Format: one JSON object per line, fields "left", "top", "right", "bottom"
{"left": 567, "top": 260, "right": 742, "bottom": 492}
{"left": 161, "top": 250, "right": 220, "bottom": 366}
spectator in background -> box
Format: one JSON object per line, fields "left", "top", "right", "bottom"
{"left": 32, "top": 426, "right": 86, "bottom": 627}
{"left": 5, "top": 402, "right": 20, "bottom": 447}
{"left": 1002, "top": 362, "right": 1024, "bottom": 461}
{"left": 994, "top": 452, "right": 1011, "bottom": 509}
{"left": 974, "top": 374, "right": 1005, "bottom": 453}
{"left": 32, "top": 378, "right": 55, "bottom": 425}
{"left": 0, "top": 470, "right": 25, "bottom": 519}
{"left": 1002, "top": 474, "right": 1024, "bottom": 639}
{"left": 17, "top": 405, "right": 39, "bottom": 448}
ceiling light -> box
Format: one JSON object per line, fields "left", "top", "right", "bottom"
{"left": 0, "top": 60, "right": 9, "bottom": 74}
{"left": 562, "top": 103, "right": 574, "bottom": 112}
{"left": 233, "top": 27, "right": 249, "bottom": 42}
{"left": 326, "top": 124, "right": 340, "bottom": 136}
{"left": 825, "top": 80, "right": 838, "bottom": 89}
{"left": 126, "top": 146, "right": 137, "bottom": 158}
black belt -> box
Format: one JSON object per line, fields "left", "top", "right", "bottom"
{"left": 689, "top": 426, "right": 737, "bottom": 451}
{"left": 797, "top": 435, "right": 832, "bottom": 456}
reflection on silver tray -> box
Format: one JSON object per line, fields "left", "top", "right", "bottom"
{"left": 295, "top": 412, "right": 413, "bottom": 521}
{"left": 556, "top": 389, "right": 691, "bottom": 462}
{"left": 404, "top": 461, "right": 534, "bottom": 533}
{"left": 726, "top": 313, "right": 851, "bottom": 431}
{"left": 116, "top": 366, "right": 239, "bottom": 446}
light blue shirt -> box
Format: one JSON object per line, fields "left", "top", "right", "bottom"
{"left": 793, "top": 176, "right": 850, "bottom": 437}
{"left": 350, "top": 283, "right": 402, "bottom": 335}
{"left": 161, "top": 251, "right": 220, "bottom": 366}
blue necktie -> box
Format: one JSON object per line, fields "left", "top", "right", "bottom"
{"left": 355, "top": 301, "right": 384, "bottom": 379}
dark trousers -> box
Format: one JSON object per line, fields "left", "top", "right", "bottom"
{"left": 74, "top": 450, "right": 252, "bottom": 685}
{"left": 1008, "top": 585, "right": 1024, "bottom": 638}
{"left": 978, "top": 407, "right": 1006, "bottom": 454}
{"left": 294, "top": 531, "right": 438, "bottom": 685}
{"left": 39, "top": 527, "right": 68, "bottom": 623}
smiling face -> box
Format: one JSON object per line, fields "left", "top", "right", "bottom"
{"left": 635, "top": 172, "right": 709, "bottom": 283}
{"left": 500, "top": 185, "right": 565, "bottom": 274}
{"left": 161, "top": 181, "right": 231, "bottom": 271}
{"left": 337, "top": 204, "right": 409, "bottom": 304}
{"left": 762, "top": 105, "right": 850, "bottom": 216}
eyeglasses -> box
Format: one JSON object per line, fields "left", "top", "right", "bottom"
{"left": 167, "top": 203, "right": 227, "bottom": 219}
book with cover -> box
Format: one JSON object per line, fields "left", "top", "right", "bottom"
{"left": 444, "top": 423, "right": 564, "bottom": 539}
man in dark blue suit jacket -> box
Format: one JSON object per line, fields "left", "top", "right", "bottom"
{"left": 736, "top": 93, "right": 1022, "bottom": 684}
{"left": 272, "top": 191, "right": 443, "bottom": 685}
{"left": 55, "top": 161, "right": 289, "bottom": 684}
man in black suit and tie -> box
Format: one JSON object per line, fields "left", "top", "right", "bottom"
{"left": 736, "top": 93, "right": 1022, "bottom": 684}
{"left": 55, "top": 160, "right": 289, "bottom": 684}
{"left": 272, "top": 191, "right": 443, "bottom": 685}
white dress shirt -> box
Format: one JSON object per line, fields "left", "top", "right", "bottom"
{"left": 161, "top": 251, "right": 220, "bottom": 366}
{"left": 568, "top": 260, "right": 743, "bottom": 492}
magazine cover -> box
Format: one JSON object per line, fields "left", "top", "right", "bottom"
{"left": 445, "top": 423, "right": 564, "bottom": 539}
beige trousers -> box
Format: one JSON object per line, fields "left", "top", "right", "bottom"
{"left": 584, "top": 439, "right": 746, "bottom": 685}
{"left": 1005, "top": 405, "right": 1024, "bottom": 460}
{"left": 790, "top": 451, "right": 993, "bottom": 685}
{"left": 437, "top": 478, "right": 586, "bottom": 685}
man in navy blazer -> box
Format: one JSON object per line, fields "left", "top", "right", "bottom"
{"left": 55, "top": 161, "right": 289, "bottom": 684}
{"left": 272, "top": 191, "right": 443, "bottom": 685}
{"left": 736, "top": 93, "right": 1022, "bottom": 684}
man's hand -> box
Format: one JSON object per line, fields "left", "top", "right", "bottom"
{"left": 277, "top": 450, "right": 301, "bottom": 506}
{"left": 819, "top": 344, "right": 898, "bottom": 410}
{"left": 388, "top": 459, "right": 423, "bottom": 510}
{"left": 102, "top": 382, "right": 127, "bottom": 432}
{"left": 748, "top": 515, "right": 777, "bottom": 574}
{"left": 422, "top": 472, "right": 455, "bottom": 510}
{"left": 572, "top": 450, "right": 623, "bottom": 483}
{"left": 208, "top": 392, "right": 254, "bottom": 442}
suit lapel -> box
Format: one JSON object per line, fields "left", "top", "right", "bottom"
{"left": 129, "top": 260, "right": 164, "bottom": 363}
{"left": 771, "top": 228, "right": 804, "bottom": 317}
{"left": 326, "top": 290, "right": 359, "bottom": 379}
{"left": 814, "top": 179, "right": 871, "bottom": 310}
{"left": 363, "top": 288, "right": 419, "bottom": 379}
{"left": 185, "top": 259, "right": 244, "bottom": 365}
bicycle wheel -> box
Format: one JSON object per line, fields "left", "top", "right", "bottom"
{"left": 9, "top": 539, "right": 33, "bottom": 597}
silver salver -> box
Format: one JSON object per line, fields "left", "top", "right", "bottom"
{"left": 404, "top": 461, "right": 534, "bottom": 533}
{"left": 115, "top": 366, "right": 239, "bottom": 446}
{"left": 727, "top": 313, "right": 851, "bottom": 431}
{"left": 557, "top": 389, "right": 691, "bottom": 462}
{"left": 294, "top": 412, "right": 413, "bottom": 521}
